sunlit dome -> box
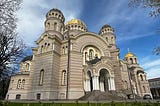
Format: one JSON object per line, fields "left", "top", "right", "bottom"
{"left": 66, "top": 19, "right": 86, "bottom": 28}
{"left": 125, "top": 52, "right": 135, "bottom": 58}
{"left": 65, "top": 19, "right": 87, "bottom": 31}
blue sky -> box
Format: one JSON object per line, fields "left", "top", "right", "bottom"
{"left": 16, "top": 0, "right": 160, "bottom": 79}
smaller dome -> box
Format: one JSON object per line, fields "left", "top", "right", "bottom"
{"left": 125, "top": 52, "right": 135, "bottom": 58}
{"left": 46, "top": 8, "right": 65, "bottom": 22}
{"left": 99, "top": 24, "right": 114, "bottom": 35}
{"left": 101, "top": 24, "right": 112, "bottom": 29}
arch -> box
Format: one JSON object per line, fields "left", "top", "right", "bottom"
{"left": 39, "top": 69, "right": 44, "bottom": 85}
{"left": 99, "top": 69, "right": 110, "bottom": 91}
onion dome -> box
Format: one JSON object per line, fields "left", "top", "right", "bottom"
{"left": 99, "top": 24, "right": 114, "bottom": 35}
{"left": 125, "top": 52, "right": 135, "bottom": 58}
{"left": 65, "top": 19, "right": 87, "bottom": 31}
{"left": 46, "top": 8, "right": 65, "bottom": 22}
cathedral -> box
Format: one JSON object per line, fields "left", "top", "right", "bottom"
{"left": 6, "top": 8, "right": 151, "bottom": 100}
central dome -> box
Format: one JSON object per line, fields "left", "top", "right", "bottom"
{"left": 65, "top": 19, "right": 87, "bottom": 31}
{"left": 66, "top": 19, "right": 86, "bottom": 26}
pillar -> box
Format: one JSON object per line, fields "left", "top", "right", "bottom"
{"left": 92, "top": 76, "right": 99, "bottom": 90}
{"left": 85, "top": 79, "right": 91, "bottom": 91}
{"left": 110, "top": 77, "right": 115, "bottom": 90}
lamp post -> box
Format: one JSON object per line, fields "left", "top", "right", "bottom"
{"left": 66, "top": 28, "right": 70, "bottom": 100}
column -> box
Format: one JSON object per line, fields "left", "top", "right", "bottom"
{"left": 99, "top": 81, "right": 104, "bottom": 91}
{"left": 92, "top": 76, "right": 99, "bottom": 90}
{"left": 110, "top": 77, "right": 116, "bottom": 90}
{"left": 86, "top": 79, "right": 91, "bottom": 91}
{"left": 108, "top": 77, "right": 111, "bottom": 91}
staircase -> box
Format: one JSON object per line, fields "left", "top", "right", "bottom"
{"left": 78, "top": 90, "right": 127, "bottom": 101}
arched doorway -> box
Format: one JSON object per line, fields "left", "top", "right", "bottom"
{"left": 99, "top": 69, "right": 110, "bottom": 92}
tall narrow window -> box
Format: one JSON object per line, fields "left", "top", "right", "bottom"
{"left": 85, "top": 52, "right": 87, "bottom": 61}
{"left": 140, "top": 74, "right": 143, "bottom": 81}
{"left": 54, "top": 22, "right": 57, "bottom": 30}
{"left": 62, "top": 70, "right": 66, "bottom": 85}
{"left": 89, "top": 49, "right": 94, "bottom": 60}
{"left": 39, "top": 69, "right": 44, "bottom": 85}
{"left": 41, "top": 45, "right": 43, "bottom": 53}
{"left": 37, "top": 93, "right": 41, "bottom": 100}
{"left": 26, "top": 63, "right": 30, "bottom": 71}
{"left": 17, "top": 79, "right": 21, "bottom": 89}
{"left": 62, "top": 46, "right": 65, "bottom": 54}
{"left": 130, "top": 58, "right": 133, "bottom": 64}
{"left": 21, "top": 79, "right": 25, "bottom": 89}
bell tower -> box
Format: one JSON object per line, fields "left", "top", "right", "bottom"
{"left": 45, "top": 8, "right": 65, "bottom": 40}
{"left": 99, "top": 24, "right": 116, "bottom": 45}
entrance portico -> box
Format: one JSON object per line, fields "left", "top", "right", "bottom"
{"left": 84, "top": 66, "right": 115, "bottom": 92}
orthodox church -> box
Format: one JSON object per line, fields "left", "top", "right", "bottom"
{"left": 6, "top": 8, "right": 151, "bottom": 100}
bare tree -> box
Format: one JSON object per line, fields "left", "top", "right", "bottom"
{"left": 0, "top": 0, "right": 25, "bottom": 78}
{"left": 129, "top": 0, "right": 160, "bottom": 17}
{"left": 0, "top": 0, "right": 25, "bottom": 99}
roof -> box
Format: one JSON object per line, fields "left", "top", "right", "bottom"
{"left": 148, "top": 77, "right": 160, "bottom": 82}
{"left": 21, "top": 55, "right": 33, "bottom": 62}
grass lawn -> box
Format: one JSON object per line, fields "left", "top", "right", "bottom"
{"left": 0, "top": 101, "right": 160, "bottom": 106}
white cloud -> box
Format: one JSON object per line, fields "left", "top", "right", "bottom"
{"left": 140, "top": 56, "right": 160, "bottom": 79}
{"left": 16, "top": 0, "right": 84, "bottom": 47}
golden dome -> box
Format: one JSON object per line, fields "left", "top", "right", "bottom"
{"left": 125, "top": 52, "right": 135, "bottom": 58}
{"left": 66, "top": 19, "right": 86, "bottom": 27}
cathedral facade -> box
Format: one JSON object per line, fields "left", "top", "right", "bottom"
{"left": 6, "top": 8, "right": 151, "bottom": 100}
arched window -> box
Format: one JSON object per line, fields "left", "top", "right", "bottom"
{"left": 140, "top": 74, "right": 143, "bottom": 81}
{"left": 130, "top": 58, "right": 133, "bottom": 64}
{"left": 89, "top": 49, "right": 94, "bottom": 60}
{"left": 54, "top": 22, "right": 57, "bottom": 30}
{"left": 26, "top": 63, "right": 30, "bottom": 71}
{"left": 124, "top": 81, "right": 128, "bottom": 89}
{"left": 135, "top": 58, "right": 137, "bottom": 63}
{"left": 85, "top": 52, "right": 87, "bottom": 61}
{"left": 111, "top": 37, "right": 114, "bottom": 43}
{"left": 16, "top": 94, "right": 21, "bottom": 100}
{"left": 106, "top": 37, "right": 108, "bottom": 42}
{"left": 39, "top": 69, "right": 44, "bottom": 85}
{"left": 62, "top": 70, "right": 66, "bottom": 85}
{"left": 41, "top": 45, "right": 43, "bottom": 53}
{"left": 21, "top": 79, "right": 25, "bottom": 89}
{"left": 17, "top": 79, "right": 21, "bottom": 89}
{"left": 62, "top": 46, "right": 65, "bottom": 54}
